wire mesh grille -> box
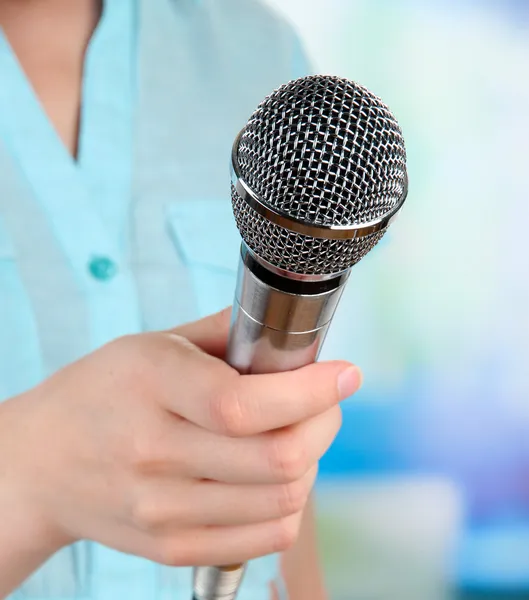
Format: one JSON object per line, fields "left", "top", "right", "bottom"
{"left": 232, "top": 185, "right": 387, "bottom": 275}
{"left": 232, "top": 75, "right": 407, "bottom": 274}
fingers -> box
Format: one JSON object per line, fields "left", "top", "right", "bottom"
{"left": 152, "top": 510, "right": 305, "bottom": 567}
{"left": 168, "top": 307, "right": 232, "bottom": 357}
{"left": 158, "top": 347, "right": 359, "bottom": 436}
{"left": 111, "top": 509, "right": 304, "bottom": 569}
{"left": 172, "top": 359, "right": 358, "bottom": 436}
{"left": 149, "top": 328, "right": 239, "bottom": 421}
{"left": 151, "top": 405, "right": 341, "bottom": 484}
{"left": 190, "top": 406, "right": 341, "bottom": 484}
{"left": 219, "top": 361, "right": 361, "bottom": 436}
{"left": 158, "top": 311, "right": 361, "bottom": 438}
{"left": 194, "top": 466, "right": 318, "bottom": 525}
{"left": 131, "top": 466, "right": 318, "bottom": 530}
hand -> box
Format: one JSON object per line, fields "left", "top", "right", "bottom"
{"left": 4, "top": 309, "right": 362, "bottom": 568}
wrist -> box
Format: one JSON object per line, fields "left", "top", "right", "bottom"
{"left": 0, "top": 392, "right": 72, "bottom": 556}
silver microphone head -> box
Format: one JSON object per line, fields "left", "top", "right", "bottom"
{"left": 231, "top": 75, "right": 408, "bottom": 276}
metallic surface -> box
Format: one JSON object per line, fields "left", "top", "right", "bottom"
{"left": 249, "top": 247, "right": 349, "bottom": 283}
{"left": 227, "top": 245, "right": 347, "bottom": 374}
{"left": 193, "top": 565, "right": 246, "bottom": 600}
{"left": 192, "top": 246, "right": 348, "bottom": 600}
{"left": 232, "top": 182, "right": 388, "bottom": 275}
{"left": 194, "top": 74, "right": 408, "bottom": 598}
{"left": 231, "top": 75, "right": 408, "bottom": 275}
{"left": 231, "top": 141, "right": 406, "bottom": 240}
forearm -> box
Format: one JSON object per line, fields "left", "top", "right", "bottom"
{"left": 279, "top": 495, "right": 328, "bottom": 600}
{"left": 0, "top": 396, "right": 65, "bottom": 596}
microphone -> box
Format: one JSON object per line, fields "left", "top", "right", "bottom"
{"left": 192, "top": 75, "right": 408, "bottom": 600}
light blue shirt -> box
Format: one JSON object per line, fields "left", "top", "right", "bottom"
{"left": 0, "top": 0, "right": 310, "bottom": 597}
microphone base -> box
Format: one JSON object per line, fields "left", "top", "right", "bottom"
{"left": 192, "top": 565, "right": 246, "bottom": 600}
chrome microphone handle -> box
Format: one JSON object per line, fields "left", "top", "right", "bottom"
{"left": 192, "top": 243, "right": 348, "bottom": 600}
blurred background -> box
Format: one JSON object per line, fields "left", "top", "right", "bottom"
{"left": 266, "top": 1, "right": 529, "bottom": 599}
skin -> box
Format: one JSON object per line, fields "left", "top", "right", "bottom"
{"left": 0, "top": 309, "right": 360, "bottom": 597}
{"left": 0, "top": 2, "right": 358, "bottom": 597}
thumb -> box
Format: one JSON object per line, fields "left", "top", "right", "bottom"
{"left": 168, "top": 307, "right": 232, "bottom": 357}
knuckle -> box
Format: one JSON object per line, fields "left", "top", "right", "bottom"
{"left": 131, "top": 498, "right": 162, "bottom": 531}
{"left": 293, "top": 367, "right": 335, "bottom": 409}
{"left": 272, "top": 515, "right": 301, "bottom": 553}
{"left": 268, "top": 429, "right": 308, "bottom": 483}
{"left": 130, "top": 435, "right": 156, "bottom": 472}
{"left": 129, "top": 434, "right": 169, "bottom": 477}
{"left": 308, "top": 376, "right": 338, "bottom": 409}
{"left": 304, "top": 382, "right": 327, "bottom": 409}
{"left": 210, "top": 383, "right": 247, "bottom": 436}
{"left": 276, "top": 480, "right": 309, "bottom": 517}
{"left": 156, "top": 539, "right": 190, "bottom": 567}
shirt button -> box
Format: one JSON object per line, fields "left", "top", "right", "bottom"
{"left": 88, "top": 256, "right": 118, "bottom": 281}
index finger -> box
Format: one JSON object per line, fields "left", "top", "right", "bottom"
{"left": 210, "top": 361, "right": 362, "bottom": 437}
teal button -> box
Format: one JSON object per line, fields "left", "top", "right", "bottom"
{"left": 88, "top": 256, "right": 118, "bottom": 281}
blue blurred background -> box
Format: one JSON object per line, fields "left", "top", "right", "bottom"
{"left": 267, "top": 1, "right": 529, "bottom": 598}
